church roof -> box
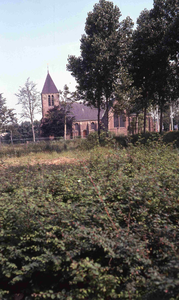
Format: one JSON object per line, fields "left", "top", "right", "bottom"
{"left": 42, "top": 73, "right": 58, "bottom": 94}
{"left": 70, "top": 102, "right": 105, "bottom": 121}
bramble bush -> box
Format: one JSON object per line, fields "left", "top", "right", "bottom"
{"left": 128, "top": 131, "right": 179, "bottom": 148}
{"left": 0, "top": 140, "right": 179, "bottom": 299}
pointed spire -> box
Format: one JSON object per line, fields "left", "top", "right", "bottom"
{"left": 42, "top": 73, "right": 58, "bottom": 94}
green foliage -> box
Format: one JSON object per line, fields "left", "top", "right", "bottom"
{"left": 130, "top": 0, "right": 179, "bottom": 132}
{"left": 40, "top": 106, "right": 73, "bottom": 138}
{"left": 0, "top": 140, "right": 179, "bottom": 299}
{"left": 16, "top": 121, "right": 40, "bottom": 142}
{"left": 1, "top": 131, "right": 179, "bottom": 159}
{"left": 130, "top": 131, "right": 179, "bottom": 148}
{"left": 0, "top": 94, "right": 17, "bottom": 135}
{"left": 114, "top": 67, "right": 141, "bottom": 115}
{"left": 163, "top": 130, "right": 179, "bottom": 148}
{"left": 67, "top": 0, "right": 134, "bottom": 134}
{"left": 79, "top": 131, "right": 115, "bottom": 150}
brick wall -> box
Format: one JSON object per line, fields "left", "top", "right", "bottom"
{"left": 41, "top": 93, "right": 59, "bottom": 118}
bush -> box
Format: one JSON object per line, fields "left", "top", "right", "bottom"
{"left": 131, "top": 131, "right": 179, "bottom": 148}
{"left": 0, "top": 141, "right": 179, "bottom": 299}
{"left": 114, "top": 134, "right": 130, "bottom": 148}
{"left": 163, "top": 130, "right": 179, "bottom": 148}
{"left": 79, "top": 131, "right": 116, "bottom": 150}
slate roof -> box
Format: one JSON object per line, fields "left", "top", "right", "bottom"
{"left": 70, "top": 102, "right": 105, "bottom": 121}
{"left": 42, "top": 73, "right": 58, "bottom": 94}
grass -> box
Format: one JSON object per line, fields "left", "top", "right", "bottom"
{"left": 1, "top": 151, "right": 77, "bottom": 168}
{"left": 0, "top": 139, "right": 117, "bottom": 167}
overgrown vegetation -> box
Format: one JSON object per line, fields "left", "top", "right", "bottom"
{"left": 0, "top": 130, "right": 178, "bottom": 162}
{"left": 0, "top": 131, "right": 179, "bottom": 159}
{"left": 0, "top": 139, "right": 81, "bottom": 159}
{"left": 0, "top": 137, "right": 179, "bottom": 300}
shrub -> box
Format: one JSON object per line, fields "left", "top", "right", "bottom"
{"left": 79, "top": 131, "right": 116, "bottom": 150}
{"left": 131, "top": 131, "right": 179, "bottom": 148}
{"left": 0, "top": 141, "right": 179, "bottom": 299}
{"left": 163, "top": 130, "right": 179, "bottom": 148}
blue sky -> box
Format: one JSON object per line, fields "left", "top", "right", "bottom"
{"left": 0, "top": 0, "right": 154, "bottom": 120}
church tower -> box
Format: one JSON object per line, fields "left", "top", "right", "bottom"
{"left": 41, "top": 72, "right": 59, "bottom": 118}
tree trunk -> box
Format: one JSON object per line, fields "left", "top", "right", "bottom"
{"left": 170, "top": 104, "right": 173, "bottom": 131}
{"left": 136, "top": 114, "right": 139, "bottom": 134}
{"left": 97, "top": 104, "right": 101, "bottom": 140}
{"left": 160, "top": 106, "right": 163, "bottom": 133}
{"left": 32, "top": 123, "right": 35, "bottom": 142}
{"left": 64, "top": 114, "right": 66, "bottom": 140}
{"left": 143, "top": 107, "right": 147, "bottom": 133}
{"left": 10, "top": 130, "right": 13, "bottom": 144}
{"left": 156, "top": 106, "right": 159, "bottom": 132}
{"left": 106, "top": 97, "right": 109, "bottom": 134}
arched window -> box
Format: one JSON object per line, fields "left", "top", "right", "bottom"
{"left": 75, "top": 123, "right": 79, "bottom": 131}
{"left": 48, "top": 95, "right": 51, "bottom": 106}
{"left": 91, "top": 122, "right": 95, "bottom": 130}
{"left": 120, "top": 115, "right": 126, "bottom": 127}
{"left": 83, "top": 130, "right": 87, "bottom": 137}
{"left": 52, "top": 95, "right": 54, "bottom": 106}
{"left": 114, "top": 113, "right": 119, "bottom": 127}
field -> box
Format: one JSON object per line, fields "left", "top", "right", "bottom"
{"left": 0, "top": 135, "right": 179, "bottom": 300}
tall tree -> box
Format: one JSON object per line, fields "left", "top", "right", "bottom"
{"left": 130, "top": 0, "right": 179, "bottom": 133}
{"left": 0, "top": 94, "right": 7, "bottom": 133}
{"left": 67, "top": 0, "right": 133, "bottom": 137}
{"left": 40, "top": 106, "right": 73, "bottom": 138}
{"left": 156, "top": 0, "right": 179, "bottom": 61}
{"left": 130, "top": 9, "right": 157, "bottom": 133}
{"left": 114, "top": 66, "right": 141, "bottom": 114}
{"left": 16, "top": 78, "right": 41, "bottom": 142}
{"left": 59, "top": 85, "right": 73, "bottom": 140}
{"left": 152, "top": 0, "right": 179, "bottom": 131}
{"left": 0, "top": 94, "right": 17, "bottom": 143}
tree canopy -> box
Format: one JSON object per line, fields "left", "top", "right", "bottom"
{"left": 67, "top": 0, "right": 134, "bottom": 136}
{"left": 41, "top": 105, "right": 74, "bottom": 138}
{"left": 16, "top": 78, "right": 41, "bottom": 142}
{"left": 0, "top": 94, "right": 17, "bottom": 141}
{"left": 129, "top": 0, "right": 179, "bottom": 132}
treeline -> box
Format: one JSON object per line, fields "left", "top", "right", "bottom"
{"left": 0, "top": 121, "right": 41, "bottom": 144}
{"left": 1, "top": 0, "right": 179, "bottom": 139}
{"left": 67, "top": 0, "right": 179, "bottom": 134}
{"left": 0, "top": 79, "right": 41, "bottom": 143}
{"left": 0, "top": 94, "right": 40, "bottom": 143}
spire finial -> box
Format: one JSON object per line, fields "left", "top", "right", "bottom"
{"left": 47, "top": 64, "right": 49, "bottom": 74}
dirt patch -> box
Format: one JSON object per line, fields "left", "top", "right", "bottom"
{"left": 37, "top": 157, "right": 77, "bottom": 165}
{"left": 0, "top": 156, "right": 79, "bottom": 169}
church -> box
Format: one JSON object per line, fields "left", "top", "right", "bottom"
{"left": 41, "top": 72, "right": 154, "bottom": 138}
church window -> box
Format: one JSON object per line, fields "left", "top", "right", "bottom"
{"left": 75, "top": 123, "right": 79, "bottom": 130}
{"left": 91, "top": 122, "right": 95, "bottom": 130}
{"left": 148, "top": 118, "right": 151, "bottom": 131}
{"left": 52, "top": 95, "right": 54, "bottom": 106}
{"left": 120, "top": 114, "right": 126, "bottom": 127}
{"left": 48, "top": 95, "right": 51, "bottom": 106}
{"left": 83, "top": 130, "right": 87, "bottom": 137}
{"left": 114, "top": 113, "right": 119, "bottom": 127}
